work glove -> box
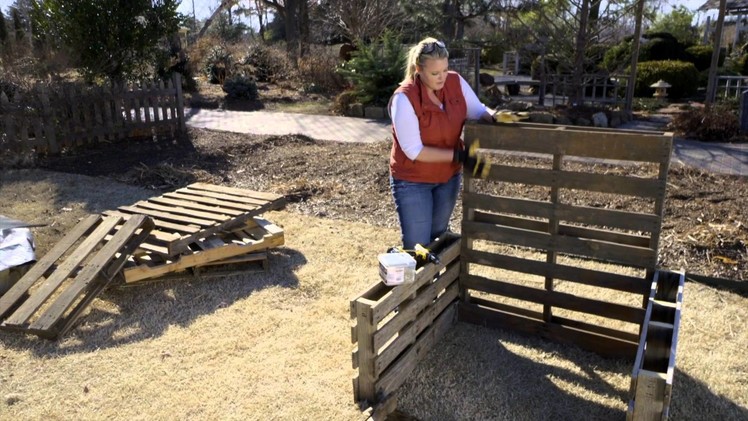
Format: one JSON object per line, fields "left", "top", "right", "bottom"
{"left": 453, "top": 139, "right": 491, "bottom": 179}
{"left": 493, "top": 110, "right": 530, "bottom": 124}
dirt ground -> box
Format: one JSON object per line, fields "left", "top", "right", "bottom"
{"left": 36, "top": 127, "right": 748, "bottom": 283}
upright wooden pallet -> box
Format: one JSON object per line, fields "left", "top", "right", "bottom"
{"left": 628, "top": 269, "right": 685, "bottom": 421}
{"left": 103, "top": 182, "right": 285, "bottom": 256}
{"left": 0, "top": 214, "right": 153, "bottom": 339}
{"left": 459, "top": 122, "right": 673, "bottom": 358}
{"left": 121, "top": 217, "right": 284, "bottom": 284}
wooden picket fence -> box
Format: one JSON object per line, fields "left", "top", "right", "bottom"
{"left": 0, "top": 73, "right": 186, "bottom": 155}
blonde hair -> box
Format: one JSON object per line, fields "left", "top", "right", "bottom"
{"left": 401, "top": 37, "right": 449, "bottom": 85}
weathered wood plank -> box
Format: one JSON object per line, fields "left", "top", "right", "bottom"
{"left": 188, "top": 182, "right": 286, "bottom": 203}
{"left": 117, "top": 205, "right": 215, "bottom": 227}
{"left": 468, "top": 297, "right": 640, "bottom": 343}
{"left": 354, "top": 300, "right": 377, "bottom": 404}
{"left": 462, "top": 248, "right": 649, "bottom": 294}
{"left": 163, "top": 192, "right": 262, "bottom": 212}
{"left": 103, "top": 210, "right": 201, "bottom": 234}
{"left": 631, "top": 370, "right": 668, "bottom": 420}
{"left": 464, "top": 122, "right": 672, "bottom": 163}
{"left": 133, "top": 200, "right": 232, "bottom": 222}
{"left": 464, "top": 192, "right": 660, "bottom": 233}
{"left": 461, "top": 274, "right": 645, "bottom": 324}
{"left": 148, "top": 196, "right": 245, "bottom": 216}
{"left": 482, "top": 165, "right": 664, "bottom": 198}
{"left": 473, "top": 211, "right": 651, "bottom": 248}
{"left": 463, "top": 220, "right": 657, "bottom": 268}
{"left": 458, "top": 302, "right": 637, "bottom": 358}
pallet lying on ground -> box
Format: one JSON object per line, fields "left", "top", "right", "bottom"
{"left": 351, "top": 234, "right": 461, "bottom": 408}
{"left": 0, "top": 214, "right": 153, "bottom": 339}
{"left": 104, "top": 182, "right": 285, "bottom": 257}
{"left": 628, "top": 269, "right": 685, "bottom": 421}
{"left": 121, "top": 217, "right": 284, "bottom": 284}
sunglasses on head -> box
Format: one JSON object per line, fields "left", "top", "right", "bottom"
{"left": 421, "top": 40, "right": 446, "bottom": 55}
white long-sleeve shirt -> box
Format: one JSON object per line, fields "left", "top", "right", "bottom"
{"left": 390, "top": 74, "right": 488, "bottom": 160}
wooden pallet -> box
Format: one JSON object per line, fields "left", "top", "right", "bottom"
{"left": 103, "top": 182, "right": 285, "bottom": 257}
{"left": 121, "top": 217, "right": 284, "bottom": 284}
{"left": 628, "top": 269, "right": 685, "bottom": 421}
{"left": 0, "top": 214, "right": 153, "bottom": 339}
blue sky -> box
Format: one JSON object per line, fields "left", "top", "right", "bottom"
{"left": 0, "top": 0, "right": 714, "bottom": 24}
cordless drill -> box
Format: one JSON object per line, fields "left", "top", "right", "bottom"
{"left": 387, "top": 244, "right": 440, "bottom": 267}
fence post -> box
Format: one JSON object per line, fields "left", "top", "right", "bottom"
{"left": 740, "top": 90, "right": 748, "bottom": 133}
{"left": 1, "top": 92, "right": 17, "bottom": 152}
{"left": 173, "top": 73, "right": 186, "bottom": 133}
{"left": 36, "top": 85, "right": 60, "bottom": 154}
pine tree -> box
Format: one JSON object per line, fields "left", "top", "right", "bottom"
{"left": 338, "top": 31, "right": 406, "bottom": 106}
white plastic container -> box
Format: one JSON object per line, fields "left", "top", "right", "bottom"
{"left": 378, "top": 252, "right": 416, "bottom": 286}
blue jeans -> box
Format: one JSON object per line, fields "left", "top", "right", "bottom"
{"left": 390, "top": 173, "right": 461, "bottom": 250}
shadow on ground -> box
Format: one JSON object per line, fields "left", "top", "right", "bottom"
{"left": 0, "top": 247, "right": 307, "bottom": 354}
{"left": 394, "top": 323, "right": 748, "bottom": 421}
{"left": 36, "top": 129, "right": 234, "bottom": 188}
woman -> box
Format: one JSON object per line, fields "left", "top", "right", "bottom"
{"left": 389, "top": 37, "right": 495, "bottom": 250}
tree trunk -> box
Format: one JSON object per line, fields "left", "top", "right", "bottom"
{"left": 442, "top": 0, "right": 456, "bottom": 41}
{"left": 706, "top": 0, "right": 727, "bottom": 105}
{"left": 625, "top": 0, "right": 645, "bottom": 112}
{"left": 285, "top": 0, "right": 300, "bottom": 61}
{"left": 571, "top": 0, "right": 590, "bottom": 106}
{"left": 255, "top": 0, "right": 266, "bottom": 42}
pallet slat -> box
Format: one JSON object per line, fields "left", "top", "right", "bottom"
{"left": 464, "top": 192, "right": 661, "bottom": 233}
{"left": 465, "top": 123, "right": 672, "bottom": 163}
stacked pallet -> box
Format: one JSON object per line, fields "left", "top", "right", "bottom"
{"left": 0, "top": 183, "right": 286, "bottom": 339}
{"left": 108, "top": 183, "right": 286, "bottom": 284}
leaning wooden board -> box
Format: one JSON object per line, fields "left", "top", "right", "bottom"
{"left": 103, "top": 182, "right": 285, "bottom": 257}
{"left": 0, "top": 214, "right": 153, "bottom": 339}
{"left": 121, "top": 217, "right": 284, "bottom": 284}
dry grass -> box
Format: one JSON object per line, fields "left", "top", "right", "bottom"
{"left": 0, "top": 169, "right": 747, "bottom": 420}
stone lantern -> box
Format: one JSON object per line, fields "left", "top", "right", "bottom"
{"left": 650, "top": 79, "right": 671, "bottom": 98}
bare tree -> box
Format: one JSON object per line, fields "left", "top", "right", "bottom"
{"left": 441, "top": 0, "right": 501, "bottom": 41}
{"left": 197, "top": 0, "right": 240, "bottom": 38}
{"left": 624, "top": 0, "right": 645, "bottom": 112}
{"left": 322, "top": 0, "right": 404, "bottom": 44}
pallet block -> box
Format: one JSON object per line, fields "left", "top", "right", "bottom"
{"left": 121, "top": 217, "right": 284, "bottom": 284}
{"left": 104, "top": 182, "right": 285, "bottom": 256}
{"left": 0, "top": 214, "right": 153, "bottom": 339}
{"left": 628, "top": 269, "right": 685, "bottom": 421}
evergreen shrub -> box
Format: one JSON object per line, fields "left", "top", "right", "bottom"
{"left": 635, "top": 60, "right": 699, "bottom": 99}
{"left": 337, "top": 31, "right": 406, "bottom": 106}
{"left": 222, "top": 74, "right": 258, "bottom": 99}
